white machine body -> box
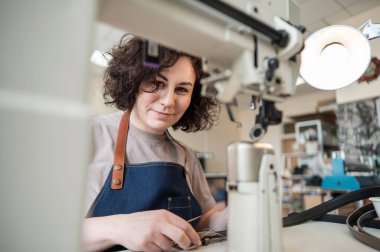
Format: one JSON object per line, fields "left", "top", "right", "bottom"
{"left": 227, "top": 141, "right": 283, "bottom": 252}
{"left": 0, "top": 1, "right": 95, "bottom": 251}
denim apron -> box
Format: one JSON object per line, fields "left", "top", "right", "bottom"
{"left": 87, "top": 112, "right": 202, "bottom": 250}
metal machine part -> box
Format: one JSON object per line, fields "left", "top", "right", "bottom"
{"left": 250, "top": 99, "right": 283, "bottom": 142}
{"left": 227, "top": 141, "right": 282, "bottom": 252}
{"left": 264, "top": 57, "right": 280, "bottom": 82}
{"left": 227, "top": 141, "right": 266, "bottom": 186}
{"left": 142, "top": 40, "right": 160, "bottom": 68}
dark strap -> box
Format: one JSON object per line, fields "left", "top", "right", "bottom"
{"left": 111, "top": 111, "right": 130, "bottom": 190}
{"left": 314, "top": 214, "right": 380, "bottom": 229}
{"left": 283, "top": 186, "right": 380, "bottom": 227}
{"left": 283, "top": 186, "right": 380, "bottom": 251}
{"left": 347, "top": 203, "right": 380, "bottom": 250}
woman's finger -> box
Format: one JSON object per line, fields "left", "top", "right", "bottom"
{"left": 143, "top": 242, "right": 162, "bottom": 252}
{"left": 152, "top": 232, "right": 175, "bottom": 251}
{"left": 164, "top": 211, "right": 202, "bottom": 247}
{"left": 161, "top": 224, "right": 192, "bottom": 249}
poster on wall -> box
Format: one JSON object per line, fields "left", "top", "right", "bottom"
{"left": 337, "top": 96, "right": 380, "bottom": 161}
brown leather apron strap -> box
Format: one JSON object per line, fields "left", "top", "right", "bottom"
{"left": 111, "top": 111, "right": 130, "bottom": 190}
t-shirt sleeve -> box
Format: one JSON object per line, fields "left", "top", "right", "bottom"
{"left": 83, "top": 118, "right": 117, "bottom": 214}
{"left": 186, "top": 149, "right": 216, "bottom": 214}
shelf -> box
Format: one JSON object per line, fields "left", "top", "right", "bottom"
{"left": 205, "top": 173, "right": 227, "bottom": 179}
{"left": 282, "top": 174, "right": 314, "bottom": 180}
{"left": 281, "top": 133, "right": 296, "bottom": 140}
{"left": 322, "top": 142, "right": 339, "bottom": 148}
{"left": 282, "top": 152, "right": 319, "bottom": 157}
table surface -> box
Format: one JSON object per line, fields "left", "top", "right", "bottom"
{"left": 123, "top": 221, "right": 380, "bottom": 251}
{"left": 184, "top": 221, "right": 380, "bottom": 252}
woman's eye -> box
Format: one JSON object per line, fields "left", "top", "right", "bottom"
{"left": 176, "top": 87, "right": 189, "bottom": 93}
{"left": 141, "top": 81, "right": 165, "bottom": 93}
{"left": 155, "top": 81, "right": 165, "bottom": 88}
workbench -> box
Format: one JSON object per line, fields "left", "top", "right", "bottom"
{"left": 188, "top": 221, "right": 380, "bottom": 252}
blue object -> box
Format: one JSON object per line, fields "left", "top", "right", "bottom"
{"left": 322, "top": 158, "right": 360, "bottom": 191}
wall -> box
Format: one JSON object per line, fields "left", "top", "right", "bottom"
{"left": 336, "top": 6, "right": 380, "bottom": 104}
{"left": 88, "top": 68, "right": 119, "bottom": 116}
{"left": 171, "top": 104, "right": 240, "bottom": 173}
{"left": 277, "top": 90, "right": 336, "bottom": 119}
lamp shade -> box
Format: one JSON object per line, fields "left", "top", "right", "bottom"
{"left": 300, "top": 25, "right": 371, "bottom": 90}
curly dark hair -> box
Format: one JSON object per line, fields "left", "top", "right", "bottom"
{"left": 103, "top": 34, "right": 220, "bottom": 132}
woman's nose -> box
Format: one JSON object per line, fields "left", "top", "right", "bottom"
{"left": 161, "top": 89, "right": 175, "bottom": 107}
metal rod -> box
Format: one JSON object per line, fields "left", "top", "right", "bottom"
{"left": 187, "top": 215, "right": 202, "bottom": 223}
{"left": 241, "top": 88, "right": 285, "bottom": 102}
{"left": 195, "top": 0, "right": 288, "bottom": 47}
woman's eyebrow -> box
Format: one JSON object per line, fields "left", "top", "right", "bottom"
{"left": 158, "top": 73, "right": 193, "bottom": 86}
{"left": 157, "top": 73, "right": 168, "bottom": 81}
{"left": 178, "top": 82, "right": 193, "bottom": 86}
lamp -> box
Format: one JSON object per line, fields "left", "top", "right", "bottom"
{"left": 300, "top": 25, "right": 371, "bottom": 90}
{"left": 300, "top": 20, "right": 378, "bottom": 90}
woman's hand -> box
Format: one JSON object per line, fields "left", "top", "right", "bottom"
{"left": 83, "top": 209, "right": 202, "bottom": 252}
{"left": 196, "top": 206, "right": 228, "bottom": 231}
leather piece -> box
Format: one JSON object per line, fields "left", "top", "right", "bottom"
{"left": 283, "top": 186, "right": 380, "bottom": 227}
{"left": 282, "top": 187, "right": 380, "bottom": 251}
{"left": 111, "top": 111, "right": 130, "bottom": 190}
{"left": 347, "top": 203, "right": 380, "bottom": 250}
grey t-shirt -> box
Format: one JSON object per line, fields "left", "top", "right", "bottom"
{"left": 84, "top": 111, "right": 215, "bottom": 214}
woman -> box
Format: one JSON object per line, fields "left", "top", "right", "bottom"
{"left": 82, "top": 35, "right": 228, "bottom": 251}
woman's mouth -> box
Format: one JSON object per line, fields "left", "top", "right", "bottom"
{"left": 152, "top": 110, "right": 173, "bottom": 119}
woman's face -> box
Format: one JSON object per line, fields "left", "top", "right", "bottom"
{"left": 131, "top": 56, "right": 196, "bottom": 134}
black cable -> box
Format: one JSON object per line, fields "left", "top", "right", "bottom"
{"left": 194, "top": 0, "right": 289, "bottom": 47}
{"left": 283, "top": 186, "right": 380, "bottom": 227}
